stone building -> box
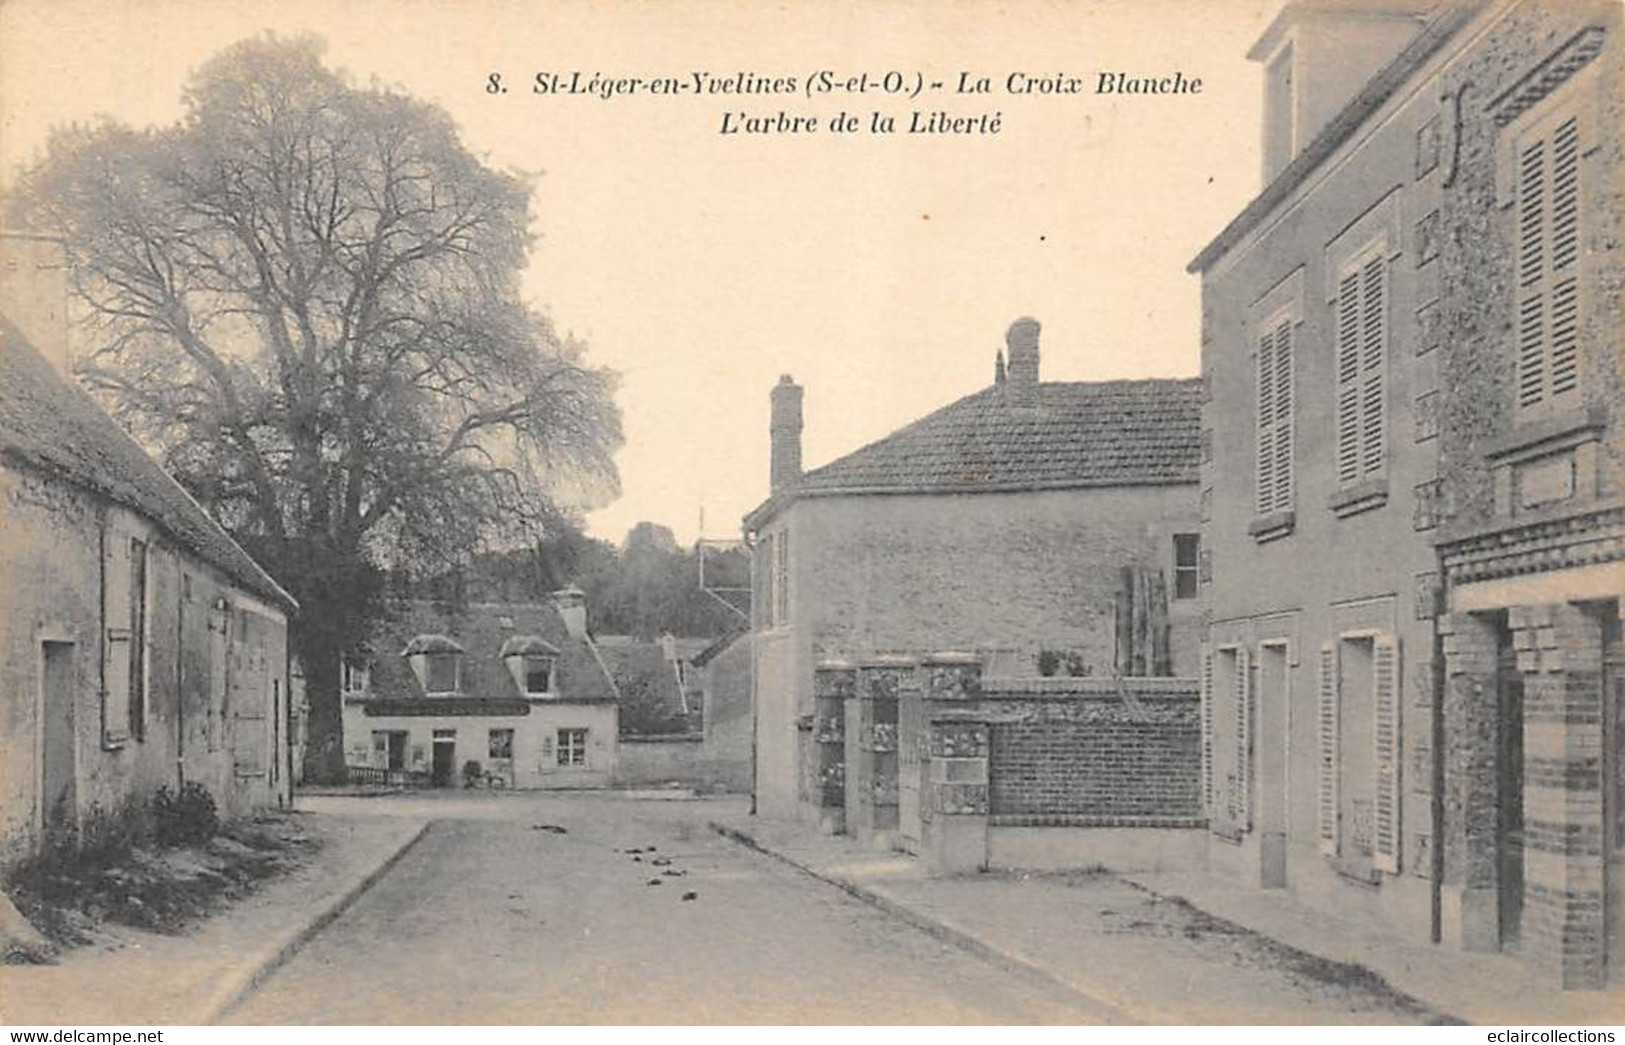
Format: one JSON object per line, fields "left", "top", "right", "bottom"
{"left": 341, "top": 592, "right": 619, "bottom": 789}
{"left": 1191, "top": 0, "right": 1622, "bottom": 989}
{"left": 693, "top": 629, "right": 753, "bottom": 793}
{"left": 0, "top": 233, "right": 297, "bottom": 864}
{"left": 743, "top": 317, "right": 1203, "bottom": 823}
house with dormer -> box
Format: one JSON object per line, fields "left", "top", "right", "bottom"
{"left": 341, "top": 589, "right": 619, "bottom": 788}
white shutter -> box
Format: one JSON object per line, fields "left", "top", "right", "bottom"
{"left": 1335, "top": 272, "right": 1362, "bottom": 487}
{"left": 1256, "top": 327, "right": 1276, "bottom": 516}
{"left": 1372, "top": 636, "right": 1402, "bottom": 874}
{"left": 1317, "top": 641, "right": 1340, "bottom": 855}
{"left": 1271, "top": 319, "right": 1293, "bottom": 511}
{"left": 102, "top": 534, "right": 133, "bottom": 745}
{"left": 1358, "top": 257, "right": 1386, "bottom": 479}
{"left": 1232, "top": 647, "right": 1252, "bottom": 832}
{"left": 1200, "top": 645, "right": 1214, "bottom": 818}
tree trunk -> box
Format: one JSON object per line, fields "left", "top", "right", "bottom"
{"left": 296, "top": 621, "right": 347, "bottom": 784}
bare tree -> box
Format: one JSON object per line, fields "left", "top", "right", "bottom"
{"left": 10, "top": 34, "right": 623, "bottom": 782}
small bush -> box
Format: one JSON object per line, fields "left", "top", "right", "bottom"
{"left": 152, "top": 782, "right": 218, "bottom": 847}
{"left": 462, "top": 760, "right": 484, "bottom": 788}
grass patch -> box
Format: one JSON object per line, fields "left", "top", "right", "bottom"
{"left": 4, "top": 810, "right": 319, "bottom": 959}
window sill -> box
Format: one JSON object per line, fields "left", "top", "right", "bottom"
{"left": 1248, "top": 510, "right": 1296, "bottom": 543}
{"left": 1329, "top": 855, "right": 1382, "bottom": 887}
{"left": 1328, "top": 479, "right": 1389, "bottom": 518}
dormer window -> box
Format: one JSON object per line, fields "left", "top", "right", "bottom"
{"left": 522, "top": 657, "right": 555, "bottom": 695}
{"left": 402, "top": 634, "right": 465, "bottom": 695}
{"left": 425, "top": 653, "right": 459, "bottom": 694}
{"left": 500, "top": 635, "right": 561, "bottom": 697}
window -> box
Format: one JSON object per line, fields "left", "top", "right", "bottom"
{"left": 1255, "top": 311, "right": 1295, "bottom": 517}
{"left": 1316, "top": 635, "right": 1401, "bottom": 874}
{"left": 372, "top": 730, "right": 406, "bottom": 770}
{"left": 1514, "top": 108, "right": 1582, "bottom": 414}
{"left": 774, "top": 530, "right": 790, "bottom": 624}
{"left": 488, "top": 729, "right": 514, "bottom": 761}
{"left": 522, "top": 657, "right": 555, "bottom": 695}
{"left": 128, "top": 538, "right": 148, "bottom": 740}
{"left": 425, "top": 652, "right": 459, "bottom": 694}
{"left": 1334, "top": 247, "right": 1388, "bottom": 487}
{"left": 340, "top": 658, "right": 369, "bottom": 696}
{"left": 557, "top": 728, "right": 588, "bottom": 767}
{"left": 1173, "top": 534, "right": 1200, "bottom": 599}
{"left": 756, "top": 532, "right": 775, "bottom": 630}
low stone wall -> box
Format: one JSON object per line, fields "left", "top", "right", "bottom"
{"left": 613, "top": 733, "right": 746, "bottom": 791}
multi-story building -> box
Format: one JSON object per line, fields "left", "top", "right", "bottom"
{"left": 1192, "top": 0, "right": 1621, "bottom": 989}
{"left": 743, "top": 317, "right": 1202, "bottom": 823}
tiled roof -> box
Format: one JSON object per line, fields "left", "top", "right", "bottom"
{"left": 0, "top": 317, "right": 295, "bottom": 609}
{"left": 790, "top": 378, "right": 1201, "bottom": 499}
{"left": 365, "top": 600, "right": 618, "bottom": 703}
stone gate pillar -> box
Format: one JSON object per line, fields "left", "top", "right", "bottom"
{"left": 1439, "top": 611, "right": 1500, "bottom": 952}
{"left": 847, "top": 657, "right": 912, "bottom": 850}
{"left": 1511, "top": 603, "right": 1607, "bottom": 990}
{"left": 920, "top": 653, "right": 989, "bottom": 873}
{"left": 812, "top": 661, "right": 854, "bottom": 835}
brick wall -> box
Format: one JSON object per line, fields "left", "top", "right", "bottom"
{"left": 981, "top": 678, "right": 1202, "bottom": 824}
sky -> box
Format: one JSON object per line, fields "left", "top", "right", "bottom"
{"left": 0, "top": 0, "right": 1275, "bottom": 547}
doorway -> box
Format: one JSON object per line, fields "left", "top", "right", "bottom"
{"left": 40, "top": 642, "right": 76, "bottom": 847}
{"left": 1496, "top": 627, "right": 1525, "bottom": 952}
{"left": 431, "top": 730, "right": 456, "bottom": 787}
{"left": 1257, "top": 642, "right": 1289, "bottom": 887}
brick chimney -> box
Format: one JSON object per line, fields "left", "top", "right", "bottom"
{"left": 1251, "top": 1, "right": 1428, "bottom": 185}
{"left": 770, "top": 374, "right": 803, "bottom": 493}
{"left": 0, "top": 232, "right": 71, "bottom": 378}
{"left": 554, "top": 584, "right": 588, "bottom": 639}
{"left": 1004, "top": 317, "right": 1041, "bottom": 407}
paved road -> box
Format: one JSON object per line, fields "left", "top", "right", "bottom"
{"left": 231, "top": 793, "right": 1110, "bottom": 1024}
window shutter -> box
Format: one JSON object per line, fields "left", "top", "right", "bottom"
{"left": 102, "top": 535, "right": 133, "bottom": 745}
{"left": 1549, "top": 116, "right": 1580, "bottom": 399}
{"left": 1516, "top": 136, "right": 1547, "bottom": 409}
{"left": 1517, "top": 114, "right": 1583, "bottom": 412}
{"left": 1271, "top": 319, "right": 1293, "bottom": 512}
{"left": 234, "top": 705, "right": 268, "bottom": 777}
{"left": 1358, "top": 257, "right": 1386, "bottom": 479}
{"left": 1256, "top": 327, "right": 1276, "bottom": 516}
{"left": 1232, "top": 647, "right": 1252, "bottom": 832}
{"left": 1372, "top": 636, "right": 1402, "bottom": 874}
{"left": 1317, "top": 641, "right": 1339, "bottom": 855}
{"left": 1200, "top": 645, "right": 1214, "bottom": 818}
{"left": 1335, "top": 272, "right": 1362, "bottom": 487}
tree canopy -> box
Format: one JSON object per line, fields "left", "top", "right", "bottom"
{"left": 10, "top": 34, "right": 623, "bottom": 780}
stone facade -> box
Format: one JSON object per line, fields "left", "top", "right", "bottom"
{"left": 1194, "top": 0, "right": 1623, "bottom": 990}
{"left": 0, "top": 292, "right": 296, "bottom": 864}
